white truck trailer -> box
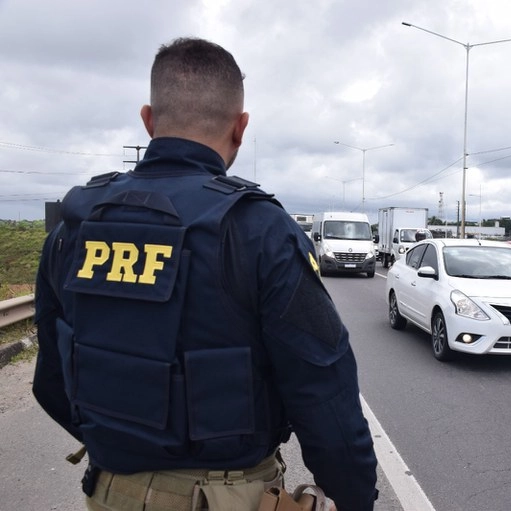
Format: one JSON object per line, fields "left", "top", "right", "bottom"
{"left": 378, "top": 207, "right": 431, "bottom": 268}
{"left": 290, "top": 214, "right": 314, "bottom": 238}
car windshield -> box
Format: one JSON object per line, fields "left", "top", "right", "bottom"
{"left": 443, "top": 246, "right": 511, "bottom": 279}
{"left": 324, "top": 221, "right": 371, "bottom": 240}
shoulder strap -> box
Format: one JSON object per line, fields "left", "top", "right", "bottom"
{"left": 84, "top": 171, "right": 122, "bottom": 188}
{"left": 203, "top": 175, "right": 260, "bottom": 194}
{"left": 203, "top": 175, "right": 283, "bottom": 208}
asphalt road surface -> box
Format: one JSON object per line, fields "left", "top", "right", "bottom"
{"left": 0, "top": 358, "right": 403, "bottom": 510}
{"left": 323, "top": 267, "right": 511, "bottom": 511}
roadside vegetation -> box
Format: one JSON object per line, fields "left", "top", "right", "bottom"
{"left": 0, "top": 220, "right": 46, "bottom": 300}
{"left": 0, "top": 220, "right": 47, "bottom": 350}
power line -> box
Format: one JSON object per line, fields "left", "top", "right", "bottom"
{"left": 0, "top": 196, "right": 63, "bottom": 202}
{"left": 0, "top": 140, "right": 123, "bottom": 157}
{"left": 472, "top": 152, "right": 511, "bottom": 167}
{"left": 367, "top": 157, "right": 463, "bottom": 201}
{"left": 0, "top": 168, "right": 94, "bottom": 175}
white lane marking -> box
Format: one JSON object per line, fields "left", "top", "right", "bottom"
{"left": 361, "top": 394, "right": 436, "bottom": 511}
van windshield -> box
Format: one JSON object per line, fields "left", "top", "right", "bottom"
{"left": 324, "top": 221, "right": 371, "bottom": 240}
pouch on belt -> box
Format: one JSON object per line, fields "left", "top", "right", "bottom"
{"left": 197, "top": 465, "right": 284, "bottom": 511}
{"left": 200, "top": 479, "right": 264, "bottom": 511}
{"left": 258, "top": 485, "right": 326, "bottom": 511}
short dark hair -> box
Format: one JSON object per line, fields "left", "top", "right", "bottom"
{"left": 150, "top": 38, "right": 245, "bottom": 134}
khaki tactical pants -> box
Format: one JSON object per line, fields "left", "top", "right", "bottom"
{"left": 86, "top": 454, "right": 284, "bottom": 511}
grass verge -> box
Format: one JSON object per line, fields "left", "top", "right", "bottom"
{"left": 0, "top": 319, "right": 36, "bottom": 346}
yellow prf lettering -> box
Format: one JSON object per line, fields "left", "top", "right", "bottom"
{"left": 76, "top": 241, "right": 173, "bottom": 283}
{"left": 139, "top": 244, "right": 173, "bottom": 284}
{"left": 107, "top": 242, "right": 139, "bottom": 283}
{"left": 76, "top": 241, "right": 110, "bottom": 279}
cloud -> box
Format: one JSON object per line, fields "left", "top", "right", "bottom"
{"left": 1, "top": 0, "right": 511, "bottom": 226}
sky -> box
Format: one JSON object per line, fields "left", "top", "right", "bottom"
{"left": 1, "top": 0, "right": 511, "bottom": 226}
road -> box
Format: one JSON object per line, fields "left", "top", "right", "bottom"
{"left": 0, "top": 359, "right": 401, "bottom": 510}
{"left": 323, "top": 268, "right": 511, "bottom": 511}
{"left": 2, "top": 267, "right": 511, "bottom": 509}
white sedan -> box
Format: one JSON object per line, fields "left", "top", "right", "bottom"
{"left": 385, "top": 238, "right": 511, "bottom": 361}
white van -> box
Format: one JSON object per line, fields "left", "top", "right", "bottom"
{"left": 311, "top": 211, "right": 376, "bottom": 278}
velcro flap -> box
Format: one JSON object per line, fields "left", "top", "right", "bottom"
{"left": 185, "top": 348, "right": 254, "bottom": 440}
{"left": 65, "top": 221, "right": 185, "bottom": 302}
{"left": 73, "top": 344, "right": 171, "bottom": 429}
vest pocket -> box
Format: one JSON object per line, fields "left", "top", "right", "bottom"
{"left": 185, "top": 347, "right": 255, "bottom": 441}
{"left": 73, "top": 344, "right": 171, "bottom": 430}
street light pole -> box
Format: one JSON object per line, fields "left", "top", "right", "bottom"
{"left": 402, "top": 22, "right": 511, "bottom": 239}
{"left": 469, "top": 183, "right": 482, "bottom": 239}
{"left": 334, "top": 141, "right": 394, "bottom": 212}
{"left": 327, "top": 176, "right": 363, "bottom": 208}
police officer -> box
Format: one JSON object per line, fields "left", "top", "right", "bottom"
{"left": 33, "top": 37, "right": 378, "bottom": 510}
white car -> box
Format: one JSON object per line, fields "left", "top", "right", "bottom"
{"left": 385, "top": 238, "right": 511, "bottom": 361}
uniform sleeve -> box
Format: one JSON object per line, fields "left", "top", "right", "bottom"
{"left": 32, "top": 226, "right": 83, "bottom": 442}
{"left": 226, "top": 201, "right": 378, "bottom": 510}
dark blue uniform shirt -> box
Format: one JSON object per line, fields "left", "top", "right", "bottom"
{"left": 34, "top": 137, "right": 378, "bottom": 510}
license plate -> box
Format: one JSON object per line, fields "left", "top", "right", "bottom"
{"left": 344, "top": 264, "right": 356, "bottom": 268}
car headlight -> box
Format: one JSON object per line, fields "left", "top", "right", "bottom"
{"left": 398, "top": 246, "right": 406, "bottom": 254}
{"left": 365, "top": 250, "right": 374, "bottom": 260}
{"left": 450, "top": 290, "right": 490, "bottom": 320}
{"left": 323, "top": 243, "right": 334, "bottom": 258}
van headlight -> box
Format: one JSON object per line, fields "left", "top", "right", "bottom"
{"left": 365, "top": 250, "right": 375, "bottom": 260}
{"left": 450, "top": 290, "right": 489, "bottom": 320}
{"left": 323, "top": 243, "right": 335, "bottom": 258}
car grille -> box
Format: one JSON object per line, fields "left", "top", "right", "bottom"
{"left": 494, "top": 337, "right": 511, "bottom": 350}
{"left": 334, "top": 252, "right": 366, "bottom": 263}
{"left": 489, "top": 304, "right": 511, "bottom": 322}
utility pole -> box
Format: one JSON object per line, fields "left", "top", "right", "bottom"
{"left": 123, "top": 145, "right": 147, "bottom": 165}
{"left": 438, "top": 192, "right": 447, "bottom": 237}
{"left": 456, "top": 201, "right": 460, "bottom": 238}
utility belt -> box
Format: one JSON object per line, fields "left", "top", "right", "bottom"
{"left": 85, "top": 452, "right": 285, "bottom": 511}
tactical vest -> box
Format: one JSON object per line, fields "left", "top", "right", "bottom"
{"left": 55, "top": 171, "right": 290, "bottom": 473}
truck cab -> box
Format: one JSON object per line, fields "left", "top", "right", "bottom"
{"left": 378, "top": 207, "right": 431, "bottom": 268}
{"left": 389, "top": 227, "right": 432, "bottom": 266}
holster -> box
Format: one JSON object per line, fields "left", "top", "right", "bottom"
{"left": 258, "top": 485, "right": 326, "bottom": 511}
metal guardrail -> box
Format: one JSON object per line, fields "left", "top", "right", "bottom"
{"left": 0, "top": 294, "right": 35, "bottom": 328}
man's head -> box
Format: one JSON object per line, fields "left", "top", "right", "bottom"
{"left": 141, "top": 38, "right": 249, "bottom": 168}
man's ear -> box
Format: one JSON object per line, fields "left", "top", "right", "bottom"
{"left": 233, "top": 112, "right": 249, "bottom": 148}
{"left": 140, "top": 105, "right": 154, "bottom": 138}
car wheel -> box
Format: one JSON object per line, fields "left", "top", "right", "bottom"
{"left": 383, "top": 254, "right": 389, "bottom": 268}
{"left": 389, "top": 291, "right": 407, "bottom": 330}
{"left": 367, "top": 270, "right": 375, "bottom": 278}
{"left": 318, "top": 257, "right": 327, "bottom": 277}
{"left": 431, "top": 311, "right": 453, "bottom": 361}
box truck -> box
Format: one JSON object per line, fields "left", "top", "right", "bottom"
{"left": 290, "top": 213, "right": 314, "bottom": 238}
{"left": 378, "top": 207, "right": 431, "bottom": 268}
{"left": 311, "top": 211, "right": 377, "bottom": 277}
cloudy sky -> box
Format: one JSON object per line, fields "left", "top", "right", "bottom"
{"left": 1, "top": 0, "right": 511, "bottom": 226}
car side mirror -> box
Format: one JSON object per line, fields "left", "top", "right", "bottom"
{"left": 373, "top": 234, "right": 379, "bottom": 243}
{"left": 313, "top": 233, "right": 321, "bottom": 242}
{"left": 418, "top": 266, "right": 438, "bottom": 280}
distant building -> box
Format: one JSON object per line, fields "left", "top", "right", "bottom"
{"left": 428, "top": 221, "right": 505, "bottom": 239}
